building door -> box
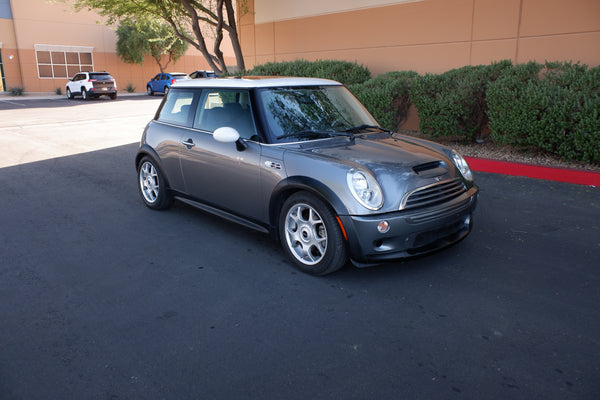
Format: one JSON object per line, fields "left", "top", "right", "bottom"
{"left": 0, "top": 48, "right": 5, "bottom": 92}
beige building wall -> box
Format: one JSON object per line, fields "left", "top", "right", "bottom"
{"left": 240, "top": 0, "right": 600, "bottom": 75}
{"left": 2, "top": 0, "right": 228, "bottom": 92}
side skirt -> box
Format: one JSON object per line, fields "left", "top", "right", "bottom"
{"left": 175, "top": 196, "right": 270, "bottom": 234}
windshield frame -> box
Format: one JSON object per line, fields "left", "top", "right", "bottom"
{"left": 254, "top": 85, "right": 379, "bottom": 144}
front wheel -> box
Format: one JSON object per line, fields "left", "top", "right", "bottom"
{"left": 147, "top": 85, "right": 154, "bottom": 96}
{"left": 279, "top": 192, "right": 348, "bottom": 275}
{"left": 66, "top": 88, "right": 73, "bottom": 100}
{"left": 137, "top": 156, "right": 173, "bottom": 210}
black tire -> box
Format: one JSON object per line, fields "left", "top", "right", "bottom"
{"left": 66, "top": 88, "right": 73, "bottom": 100}
{"left": 147, "top": 85, "right": 154, "bottom": 96}
{"left": 109, "top": 92, "right": 117, "bottom": 100}
{"left": 279, "top": 192, "right": 348, "bottom": 275}
{"left": 81, "top": 88, "right": 89, "bottom": 101}
{"left": 164, "top": 86, "right": 170, "bottom": 94}
{"left": 137, "top": 156, "right": 173, "bottom": 210}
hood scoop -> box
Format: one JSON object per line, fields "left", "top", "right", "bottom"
{"left": 412, "top": 161, "right": 448, "bottom": 177}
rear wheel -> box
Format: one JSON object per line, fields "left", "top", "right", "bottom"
{"left": 137, "top": 156, "right": 173, "bottom": 210}
{"left": 164, "top": 86, "right": 170, "bottom": 94}
{"left": 81, "top": 88, "right": 89, "bottom": 101}
{"left": 279, "top": 192, "right": 347, "bottom": 275}
{"left": 109, "top": 92, "right": 117, "bottom": 100}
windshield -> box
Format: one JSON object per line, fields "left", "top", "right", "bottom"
{"left": 257, "top": 85, "right": 379, "bottom": 143}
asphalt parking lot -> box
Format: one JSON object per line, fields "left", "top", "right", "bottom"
{"left": 1, "top": 96, "right": 599, "bottom": 399}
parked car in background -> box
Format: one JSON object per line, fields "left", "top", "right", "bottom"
{"left": 135, "top": 77, "right": 479, "bottom": 275}
{"left": 189, "top": 70, "right": 218, "bottom": 79}
{"left": 66, "top": 71, "right": 117, "bottom": 100}
{"left": 146, "top": 72, "right": 190, "bottom": 95}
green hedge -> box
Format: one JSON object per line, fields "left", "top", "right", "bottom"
{"left": 487, "top": 62, "right": 600, "bottom": 162}
{"left": 349, "top": 71, "right": 418, "bottom": 131}
{"left": 409, "top": 61, "right": 512, "bottom": 143}
{"left": 244, "top": 59, "right": 371, "bottom": 86}
{"left": 245, "top": 59, "right": 600, "bottom": 163}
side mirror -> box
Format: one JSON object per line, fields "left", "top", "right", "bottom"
{"left": 213, "top": 127, "right": 240, "bottom": 143}
{"left": 213, "top": 127, "right": 247, "bottom": 151}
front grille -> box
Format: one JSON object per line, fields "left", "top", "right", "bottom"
{"left": 401, "top": 179, "right": 467, "bottom": 211}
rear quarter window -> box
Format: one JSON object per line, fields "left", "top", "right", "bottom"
{"left": 157, "top": 90, "right": 196, "bottom": 127}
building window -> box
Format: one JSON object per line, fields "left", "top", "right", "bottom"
{"left": 34, "top": 44, "right": 94, "bottom": 79}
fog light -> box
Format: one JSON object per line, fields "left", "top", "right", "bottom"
{"left": 464, "top": 215, "right": 471, "bottom": 226}
{"left": 377, "top": 220, "right": 390, "bottom": 233}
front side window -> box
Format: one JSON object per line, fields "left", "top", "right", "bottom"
{"left": 257, "top": 85, "right": 378, "bottom": 142}
{"left": 157, "top": 90, "right": 196, "bottom": 127}
{"left": 193, "top": 89, "right": 257, "bottom": 139}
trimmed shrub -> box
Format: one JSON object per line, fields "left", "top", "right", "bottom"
{"left": 410, "top": 60, "right": 512, "bottom": 143}
{"left": 487, "top": 62, "right": 600, "bottom": 162}
{"left": 244, "top": 59, "right": 371, "bottom": 86}
{"left": 9, "top": 87, "right": 25, "bottom": 96}
{"left": 349, "top": 71, "right": 418, "bottom": 131}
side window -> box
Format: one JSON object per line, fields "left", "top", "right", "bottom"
{"left": 157, "top": 90, "right": 196, "bottom": 127}
{"left": 193, "top": 89, "right": 258, "bottom": 139}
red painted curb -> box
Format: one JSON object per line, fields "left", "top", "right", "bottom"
{"left": 464, "top": 156, "right": 600, "bottom": 187}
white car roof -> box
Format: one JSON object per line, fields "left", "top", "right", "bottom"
{"left": 172, "top": 76, "right": 343, "bottom": 89}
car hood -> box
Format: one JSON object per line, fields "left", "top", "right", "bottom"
{"left": 282, "top": 133, "right": 464, "bottom": 214}
{"left": 299, "top": 134, "right": 453, "bottom": 176}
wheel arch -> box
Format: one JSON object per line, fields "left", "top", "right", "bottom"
{"left": 268, "top": 176, "right": 348, "bottom": 241}
{"left": 135, "top": 145, "right": 172, "bottom": 189}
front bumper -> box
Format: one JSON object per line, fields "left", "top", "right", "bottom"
{"left": 339, "top": 186, "right": 479, "bottom": 266}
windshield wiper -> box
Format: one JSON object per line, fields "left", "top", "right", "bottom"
{"left": 277, "top": 130, "right": 354, "bottom": 140}
{"left": 344, "top": 124, "right": 392, "bottom": 134}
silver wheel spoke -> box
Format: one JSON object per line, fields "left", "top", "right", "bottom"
{"left": 140, "top": 162, "right": 159, "bottom": 203}
{"left": 284, "top": 203, "right": 328, "bottom": 266}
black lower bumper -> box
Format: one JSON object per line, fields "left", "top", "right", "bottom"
{"left": 339, "top": 187, "right": 479, "bottom": 266}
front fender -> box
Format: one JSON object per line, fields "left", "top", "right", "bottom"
{"left": 268, "top": 176, "right": 350, "bottom": 237}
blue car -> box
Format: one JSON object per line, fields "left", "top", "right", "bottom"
{"left": 146, "top": 72, "right": 190, "bottom": 95}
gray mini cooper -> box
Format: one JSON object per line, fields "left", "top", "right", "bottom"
{"left": 136, "top": 77, "right": 478, "bottom": 275}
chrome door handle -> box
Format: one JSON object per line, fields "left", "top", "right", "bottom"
{"left": 182, "top": 139, "right": 195, "bottom": 148}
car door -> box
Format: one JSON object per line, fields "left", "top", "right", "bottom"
{"left": 179, "top": 89, "right": 265, "bottom": 222}
{"left": 160, "top": 74, "right": 170, "bottom": 92}
{"left": 150, "top": 74, "right": 162, "bottom": 92}
{"left": 68, "top": 73, "right": 84, "bottom": 94}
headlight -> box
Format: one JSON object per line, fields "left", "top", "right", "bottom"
{"left": 451, "top": 150, "right": 473, "bottom": 181}
{"left": 347, "top": 169, "right": 383, "bottom": 210}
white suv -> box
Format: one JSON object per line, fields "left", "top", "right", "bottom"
{"left": 66, "top": 71, "right": 117, "bottom": 100}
